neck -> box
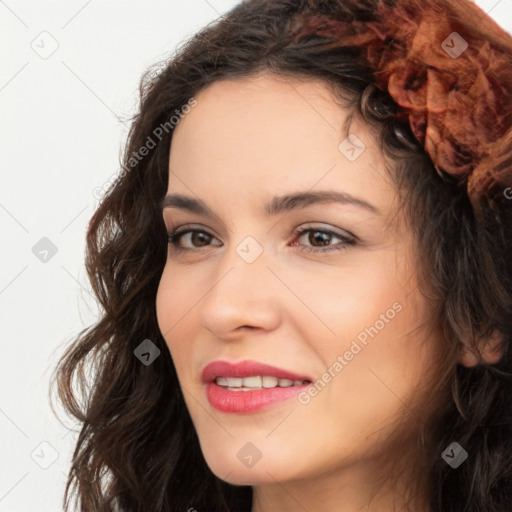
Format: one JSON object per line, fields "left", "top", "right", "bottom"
{"left": 251, "top": 453, "right": 431, "bottom": 512}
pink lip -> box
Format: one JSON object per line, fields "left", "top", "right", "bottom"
{"left": 201, "top": 360, "right": 313, "bottom": 414}
{"left": 201, "top": 360, "right": 312, "bottom": 383}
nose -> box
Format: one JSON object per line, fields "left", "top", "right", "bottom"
{"left": 198, "top": 242, "right": 282, "bottom": 341}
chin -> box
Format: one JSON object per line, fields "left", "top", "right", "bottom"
{"left": 199, "top": 441, "right": 308, "bottom": 486}
{"left": 208, "top": 462, "right": 292, "bottom": 486}
{"left": 213, "top": 467, "right": 273, "bottom": 486}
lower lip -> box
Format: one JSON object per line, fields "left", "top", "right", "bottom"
{"left": 206, "top": 382, "right": 309, "bottom": 413}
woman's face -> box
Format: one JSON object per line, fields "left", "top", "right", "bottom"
{"left": 156, "top": 72, "right": 445, "bottom": 487}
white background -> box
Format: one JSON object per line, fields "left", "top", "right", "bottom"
{"left": 1, "top": 1, "right": 511, "bottom": 510}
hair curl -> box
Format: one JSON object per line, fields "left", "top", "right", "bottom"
{"left": 50, "top": 0, "right": 512, "bottom": 510}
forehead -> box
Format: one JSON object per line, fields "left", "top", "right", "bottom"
{"left": 167, "top": 73, "right": 397, "bottom": 222}
{"left": 171, "top": 73, "right": 347, "bottom": 168}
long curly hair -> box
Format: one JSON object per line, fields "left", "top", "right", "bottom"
{"left": 50, "top": 0, "right": 512, "bottom": 510}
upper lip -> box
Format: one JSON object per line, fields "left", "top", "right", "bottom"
{"left": 201, "top": 360, "right": 313, "bottom": 383}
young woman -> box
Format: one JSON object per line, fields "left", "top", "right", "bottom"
{"left": 51, "top": 0, "right": 512, "bottom": 510}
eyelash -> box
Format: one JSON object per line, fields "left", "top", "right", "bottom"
{"left": 166, "top": 225, "right": 356, "bottom": 254}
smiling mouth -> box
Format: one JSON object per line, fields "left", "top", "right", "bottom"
{"left": 201, "top": 360, "right": 314, "bottom": 413}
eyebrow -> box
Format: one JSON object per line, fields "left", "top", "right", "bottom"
{"left": 160, "top": 190, "right": 380, "bottom": 217}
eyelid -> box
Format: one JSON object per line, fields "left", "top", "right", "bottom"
{"left": 167, "top": 223, "right": 221, "bottom": 240}
{"left": 295, "top": 222, "right": 356, "bottom": 241}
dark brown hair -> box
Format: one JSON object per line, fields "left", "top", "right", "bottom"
{"left": 50, "top": 0, "right": 512, "bottom": 510}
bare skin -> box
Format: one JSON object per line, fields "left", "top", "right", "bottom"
{"left": 155, "top": 71, "right": 496, "bottom": 511}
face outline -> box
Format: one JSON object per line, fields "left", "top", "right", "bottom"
{"left": 155, "top": 71, "right": 446, "bottom": 508}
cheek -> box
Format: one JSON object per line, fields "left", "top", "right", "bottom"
{"left": 155, "top": 268, "right": 174, "bottom": 342}
{"left": 155, "top": 266, "right": 195, "bottom": 362}
{"left": 156, "top": 264, "right": 200, "bottom": 331}
{"left": 306, "top": 255, "right": 435, "bottom": 417}
{"left": 295, "top": 253, "right": 414, "bottom": 354}
{"left": 324, "top": 293, "right": 436, "bottom": 427}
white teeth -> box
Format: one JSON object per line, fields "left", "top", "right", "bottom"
{"left": 262, "top": 376, "right": 278, "bottom": 388}
{"left": 225, "top": 377, "right": 243, "bottom": 387}
{"left": 214, "top": 375, "right": 308, "bottom": 389}
{"left": 243, "top": 376, "right": 262, "bottom": 388}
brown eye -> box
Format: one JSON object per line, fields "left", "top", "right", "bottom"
{"left": 168, "top": 228, "right": 221, "bottom": 250}
{"left": 291, "top": 227, "right": 356, "bottom": 254}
